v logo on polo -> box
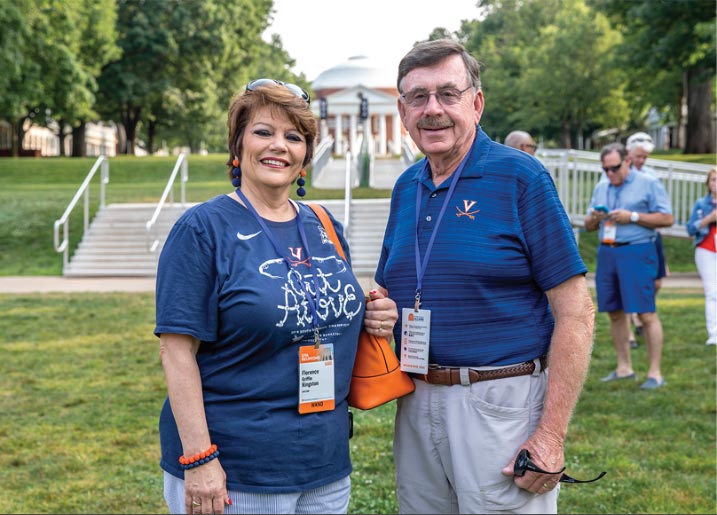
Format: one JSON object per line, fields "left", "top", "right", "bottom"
{"left": 288, "top": 247, "right": 311, "bottom": 267}
{"left": 456, "top": 200, "right": 480, "bottom": 220}
{"left": 237, "top": 230, "right": 262, "bottom": 240}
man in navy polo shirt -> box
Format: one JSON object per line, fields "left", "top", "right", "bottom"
{"left": 585, "top": 142, "right": 674, "bottom": 390}
{"left": 373, "top": 39, "right": 595, "bottom": 514}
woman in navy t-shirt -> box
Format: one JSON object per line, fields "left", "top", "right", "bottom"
{"left": 155, "top": 80, "right": 398, "bottom": 514}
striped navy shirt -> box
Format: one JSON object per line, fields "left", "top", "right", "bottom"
{"left": 376, "top": 128, "right": 587, "bottom": 367}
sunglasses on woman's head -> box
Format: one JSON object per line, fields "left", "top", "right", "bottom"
{"left": 247, "top": 78, "right": 310, "bottom": 104}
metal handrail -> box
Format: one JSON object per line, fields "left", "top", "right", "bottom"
{"left": 146, "top": 153, "right": 188, "bottom": 252}
{"left": 53, "top": 156, "right": 109, "bottom": 271}
{"left": 312, "top": 136, "right": 334, "bottom": 172}
{"left": 344, "top": 151, "right": 352, "bottom": 230}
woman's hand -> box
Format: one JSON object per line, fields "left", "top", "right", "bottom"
{"left": 364, "top": 288, "right": 399, "bottom": 340}
{"left": 184, "top": 459, "right": 230, "bottom": 514}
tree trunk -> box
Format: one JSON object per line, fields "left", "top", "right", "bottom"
{"left": 122, "top": 105, "right": 141, "bottom": 155}
{"left": 675, "top": 73, "right": 687, "bottom": 149}
{"left": 12, "top": 118, "right": 25, "bottom": 157}
{"left": 685, "top": 67, "right": 715, "bottom": 154}
{"left": 147, "top": 119, "right": 156, "bottom": 154}
{"left": 560, "top": 119, "right": 572, "bottom": 148}
{"left": 115, "top": 123, "right": 126, "bottom": 155}
{"left": 58, "top": 119, "right": 67, "bottom": 157}
{"left": 72, "top": 121, "right": 87, "bottom": 157}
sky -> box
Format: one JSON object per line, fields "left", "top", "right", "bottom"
{"left": 263, "top": 0, "right": 482, "bottom": 81}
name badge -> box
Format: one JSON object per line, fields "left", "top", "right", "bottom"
{"left": 602, "top": 221, "right": 617, "bottom": 244}
{"left": 400, "top": 308, "right": 431, "bottom": 374}
{"left": 298, "top": 344, "right": 335, "bottom": 414}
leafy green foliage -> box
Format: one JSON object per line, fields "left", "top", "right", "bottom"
{"left": 97, "top": 0, "right": 278, "bottom": 154}
{"left": 591, "top": 0, "right": 716, "bottom": 153}
{"left": 0, "top": 0, "right": 119, "bottom": 141}
{"left": 461, "top": 0, "right": 630, "bottom": 146}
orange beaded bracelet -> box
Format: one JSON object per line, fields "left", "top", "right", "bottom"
{"left": 179, "top": 444, "right": 219, "bottom": 470}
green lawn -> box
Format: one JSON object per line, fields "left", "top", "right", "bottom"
{"left": 0, "top": 154, "right": 714, "bottom": 514}
{"left": 0, "top": 289, "right": 714, "bottom": 514}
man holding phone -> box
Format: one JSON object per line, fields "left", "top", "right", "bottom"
{"left": 584, "top": 142, "right": 674, "bottom": 389}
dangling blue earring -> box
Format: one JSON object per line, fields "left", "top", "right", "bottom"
{"left": 231, "top": 157, "right": 241, "bottom": 188}
{"left": 296, "top": 169, "right": 307, "bottom": 197}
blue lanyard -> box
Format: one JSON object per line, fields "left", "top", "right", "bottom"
{"left": 235, "top": 188, "right": 323, "bottom": 346}
{"left": 413, "top": 155, "right": 469, "bottom": 310}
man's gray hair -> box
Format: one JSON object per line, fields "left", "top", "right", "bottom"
{"left": 600, "top": 142, "right": 627, "bottom": 161}
{"left": 397, "top": 39, "right": 482, "bottom": 93}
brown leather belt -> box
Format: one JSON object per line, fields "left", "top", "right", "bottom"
{"left": 410, "top": 356, "right": 548, "bottom": 386}
{"left": 601, "top": 242, "right": 631, "bottom": 247}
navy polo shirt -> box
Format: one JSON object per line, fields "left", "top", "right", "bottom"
{"left": 375, "top": 128, "right": 587, "bottom": 367}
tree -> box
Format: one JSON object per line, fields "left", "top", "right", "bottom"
{"left": 460, "top": 0, "right": 628, "bottom": 147}
{"left": 516, "top": 0, "right": 628, "bottom": 148}
{"left": 0, "top": 0, "right": 33, "bottom": 155}
{"left": 97, "top": 0, "right": 277, "bottom": 154}
{"left": 592, "top": 0, "right": 716, "bottom": 153}
{"left": 0, "top": 0, "right": 118, "bottom": 157}
{"left": 69, "top": 0, "right": 120, "bottom": 156}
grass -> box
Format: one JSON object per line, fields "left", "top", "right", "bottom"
{"left": 651, "top": 152, "right": 716, "bottom": 165}
{"left": 0, "top": 289, "right": 714, "bottom": 514}
{"left": 0, "top": 154, "right": 713, "bottom": 513}
{"left": 0, "top": 154, "right": 703, "bottom": 275}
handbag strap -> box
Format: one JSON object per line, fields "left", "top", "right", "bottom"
{"left": 307, "top": 203, "right": 347, "bottom": 262}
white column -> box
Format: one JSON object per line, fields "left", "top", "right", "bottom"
{"left": 320, "top": 119, "right": 329, "bottom": 142}
{"left": 392, "top": 114, "right": 402, "bottom": 154}
{"left": 378, "top": 114, "right": 387, "bottom": 155}
{"left": 349, "top": 114, "right": 358, "bottom": 155}
{"left": 334, "top": 114, "right": 343, "bottom": 155}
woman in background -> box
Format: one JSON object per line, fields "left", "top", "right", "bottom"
{"left": 687, "top": 167, "right": 717, "bottom": 345}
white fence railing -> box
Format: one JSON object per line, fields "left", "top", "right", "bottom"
{"left": 538, "top": 149, "right": 713, "bottom": 238}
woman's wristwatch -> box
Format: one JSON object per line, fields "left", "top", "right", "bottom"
{"left": 630, "top": 211, "right": 640, "bottom": 223}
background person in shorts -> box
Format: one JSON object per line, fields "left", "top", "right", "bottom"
{"left": 585, "top": 142, "right": 674, "bottom": 390}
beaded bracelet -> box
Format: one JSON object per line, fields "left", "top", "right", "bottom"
{"left": 179, "top": 444, "right": 220, "bottom": 471}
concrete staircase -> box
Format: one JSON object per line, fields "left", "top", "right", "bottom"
{"left": 319, "top": 199, "right": 391, "bottom": 277}
{"left": 64, "top": 203, "right": 190, "bottom": 277}
{"left": 63, "top": 199, "right": 391, "bottom": 278}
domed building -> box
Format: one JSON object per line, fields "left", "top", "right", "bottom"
{"left": 311, "top": 55, "right": 406, "bottom": 156}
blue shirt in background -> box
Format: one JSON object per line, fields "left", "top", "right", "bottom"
{"left": 588, "top": 170, "right": 672, "bottom": 244}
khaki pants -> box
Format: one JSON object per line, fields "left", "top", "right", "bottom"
{"left": 394, "top": 364, "right": 558, "bottom": 514}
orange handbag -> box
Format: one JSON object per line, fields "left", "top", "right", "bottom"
{"left": 307, "top": 203, "right": 415, "bottom": 409}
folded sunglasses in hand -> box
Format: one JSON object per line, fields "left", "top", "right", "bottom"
{"left": 513, "top": 449, "right": 606, "bottom": 484}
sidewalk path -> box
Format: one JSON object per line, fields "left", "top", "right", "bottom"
{"left": 0, "top": 273, "right": 703, "bottom": 294}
